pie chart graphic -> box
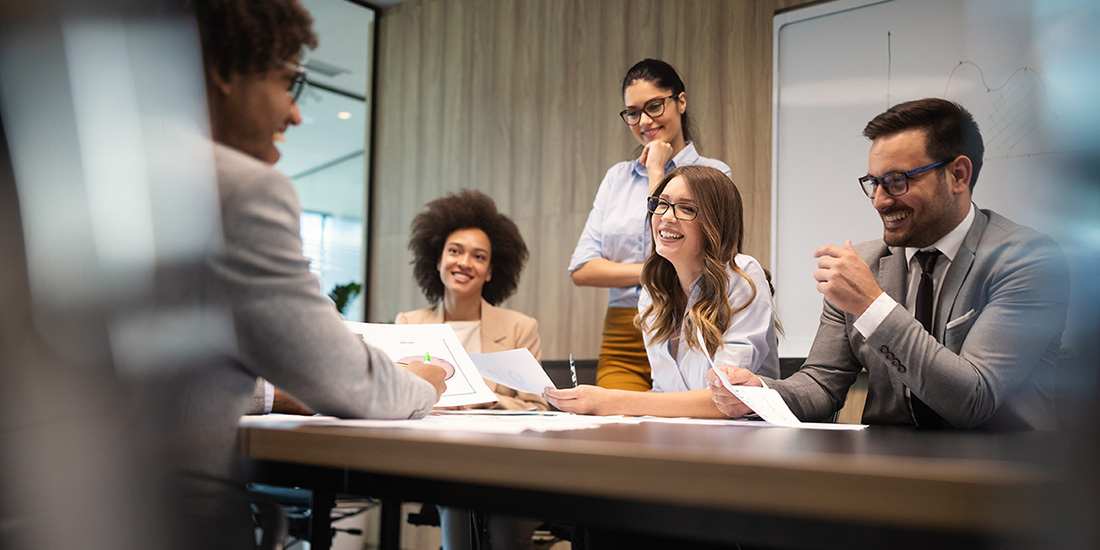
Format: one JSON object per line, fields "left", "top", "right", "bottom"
{"left": 398, "top": 355, "right": 456, "bottom": 380}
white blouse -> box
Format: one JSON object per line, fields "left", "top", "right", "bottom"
{"left": 638, "top": 254, "right": 780, "bottom": 392}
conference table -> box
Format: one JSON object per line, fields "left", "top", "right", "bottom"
{"left": 239, "top": 415, "right": 1063, "bottom": 549}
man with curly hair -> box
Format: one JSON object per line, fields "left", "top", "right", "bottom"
{"left": 169, "top": 1, "right": 446, "bottom": 546}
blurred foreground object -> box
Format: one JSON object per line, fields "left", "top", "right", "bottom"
{"left": 1, "top": 1, "right": 230, "bottom": 549}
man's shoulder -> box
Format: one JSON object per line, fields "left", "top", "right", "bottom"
{"left": 214, "top": 143, "right": 290, "bottom": 188}
{"left": 978, "top": 208, "right": 1059, "bottom": 249}
{"left": 973, "top": 209, "right": 1068, "bottom": 279}
{"left": 213, "top": 142, "right": 296, "bottom": 204}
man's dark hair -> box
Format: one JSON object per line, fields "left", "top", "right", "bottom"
{"left": 863, "top": 98, "right": 985, "bottom": 190}
{"left": 408, "top": 189, "right": 529, "bottom": 306}
{"left": 192, "top": 0, "right": 317, "bottom": 80}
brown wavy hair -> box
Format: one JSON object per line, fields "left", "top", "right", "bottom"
{"left": 637, "top": 165, "right": 756, "bottom": 356}
{"left": 408, "top": 189, "right": 528, "bottom": 306}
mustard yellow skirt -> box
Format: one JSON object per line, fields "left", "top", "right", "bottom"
{"left": 596, "top": 307, "right": 651, "bottom": 391}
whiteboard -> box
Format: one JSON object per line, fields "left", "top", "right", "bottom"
{"left": 771, "top": 0, "right": 1076, "bottom": 357}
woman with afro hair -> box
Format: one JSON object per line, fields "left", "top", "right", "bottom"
{"left": 397, "top": 189, "right": 548, "bottom": 411}
{"left": 397, "top": 190, "right": 549, "bottom": 550}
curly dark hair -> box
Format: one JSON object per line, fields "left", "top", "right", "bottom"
{"left": 408, "top": 189, "right": 529, "bottom": 306}
{"left": 191, "top": 0, "right": 318, "bottom": 81}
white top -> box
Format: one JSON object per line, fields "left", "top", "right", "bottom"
{"left": 638, "top": 254, "right": 780, "bottom": 392}
{"left": 448, "top": 319, "right": 482, "bottom": 354}
{"left": 568, "top": 142, "right": 731, "bottom": 308}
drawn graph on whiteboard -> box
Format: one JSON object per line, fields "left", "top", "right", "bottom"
{"left": 942, "top": 61, "right": 1057, "bottom": 158}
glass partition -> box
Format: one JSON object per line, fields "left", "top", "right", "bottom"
{"left": 277, "top": 0, "right": 375, "bottom": 321}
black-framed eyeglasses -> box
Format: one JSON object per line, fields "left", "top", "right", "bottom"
{"left": 647, "top": 196, "right": 698, "bottom": 221}
{"left": 283, "top": 61, "right": 308, "bottom": 102}
{"left": 620, "top": 94, "right": 679, "bottom": 126}
{"left": 858, "top": 160, "right": 949, "bottom": 198}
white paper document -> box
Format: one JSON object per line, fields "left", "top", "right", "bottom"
{"left": 344, "top": 322, "right": 498, "bottom": 408}
{"left": 713, "top": 369, "right": 867, "bottom": 430}
{"left": 468, "top": 348, "right": 557, "bottom": 394}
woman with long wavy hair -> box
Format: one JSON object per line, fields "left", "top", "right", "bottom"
{"left": 568, "top": 59, "right": 732, "bottom": 393}
{"left": 546, "top": 165, "right": 778, "bottom": 417}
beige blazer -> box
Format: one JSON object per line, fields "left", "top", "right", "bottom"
{"left": 396, "top": 299, "right": 550, "bottom": 410}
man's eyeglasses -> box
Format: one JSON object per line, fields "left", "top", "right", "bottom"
{"left": 858, "top": 160, "right": 949, "bottom": 198}
{"left": 283, "top": 61, "right": 308, "bottom": 102}
{"left": 647, "top": 196, "right": 698, "bottom": 221}
{"left": 620, "top": 94, "right": 679, "bottom": 126}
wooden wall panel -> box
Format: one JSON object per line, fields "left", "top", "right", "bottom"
{"left": 371, "top": 0, "right": 809, "bottom": 360}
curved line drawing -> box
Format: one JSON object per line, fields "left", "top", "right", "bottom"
{"left": 942, "top": 61, "right": 1057, "bottom": 118}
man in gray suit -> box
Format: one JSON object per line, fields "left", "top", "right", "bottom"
{"left": 708, "top": 98, "right": 1069, "bottom": 430}
{"left": 159, "top": 1, "right": 447, "bottom": 547}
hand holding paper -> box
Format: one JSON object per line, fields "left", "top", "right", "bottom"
{"left": 706, "top": 366, "right": 767, "bottom": 420}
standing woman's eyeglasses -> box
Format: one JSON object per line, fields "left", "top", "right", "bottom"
{"left": 620, "top": 95, "right": 679, "bottom": 126}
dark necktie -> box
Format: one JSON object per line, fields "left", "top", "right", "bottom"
{"left": 911, "top": 250, "right": 946, "bottom": 428}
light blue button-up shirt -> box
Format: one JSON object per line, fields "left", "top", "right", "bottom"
{"left": 568, "top": 142, "right": 731, "bottom": 308}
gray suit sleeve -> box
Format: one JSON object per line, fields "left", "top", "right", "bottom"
{"left": 214, "top": 158, "right": 436, "bottom": 419}
{"left": 246, "top": 378, "right": 267, "bottom": 415}
{"left": 768, "top": 298, "right": 863, "bottom": 422}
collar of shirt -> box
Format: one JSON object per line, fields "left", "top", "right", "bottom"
{"left": 631, "top": 141, "right": 701, "bottom": 178}
{"left": 904, "top": 202, "right": 976, "bottom": 265}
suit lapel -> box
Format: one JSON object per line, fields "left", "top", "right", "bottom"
{"left": 876, "top": 245, "right": 908, "bottom": 305}
{"left": 479, "top": 299, "right": 508, "bottom": 353}
{"left": 936, "top": 208, "right": 986, "bottom": 338}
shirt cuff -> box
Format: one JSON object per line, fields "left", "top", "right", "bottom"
{"left": 854, "top": 292, "right": 896, "bottom": 339}
{"left": 263, "top": 380, "right": 275, "bottom": 414}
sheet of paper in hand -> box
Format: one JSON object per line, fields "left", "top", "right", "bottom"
{"left": 345, "top": 322, "right": 498, "bottom": 408}
{"left": 469, "top": 348, "right": 556, "bottom": 395}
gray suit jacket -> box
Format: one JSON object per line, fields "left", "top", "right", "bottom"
{"left": 170, "top": 144, "right": 436, "bottom": 483}
{"left": 768, "top": 207, "right": 1069, "bottom": 430}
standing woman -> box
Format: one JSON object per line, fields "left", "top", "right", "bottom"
{"left": 397, "top": 189, "right": 549, "bottom": 411}
{"left": 569, "top": 59, "right": 731, "bottom": 391}
{"left": 546, "top": 165, "right": 778, "bottom": 417}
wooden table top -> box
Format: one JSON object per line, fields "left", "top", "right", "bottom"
{"left": 239, "top": 418, "right": 1059, "bottom": 536}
